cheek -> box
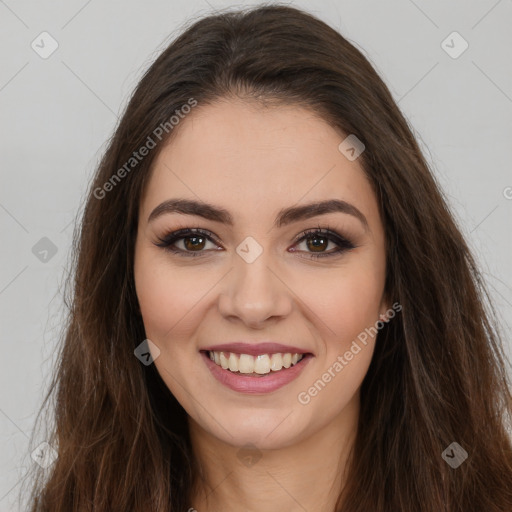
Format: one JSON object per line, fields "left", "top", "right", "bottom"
{"left": 312, "top": 260, "right": 385, "bottom": 407}
{"left": 134, "top": 253, "right": 208, "bottom": 395}
{"left": 301, "top": 257, "right": 386, "bottom": 347}
{"left": 136, "top": 269, "right": 176, "bottom": 335}
{"left": 134, "top": 251, "right": 200, "bottom": 340}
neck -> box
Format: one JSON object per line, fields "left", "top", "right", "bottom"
{"left": 187, "top": 393, "right": 360, "bottom": 512}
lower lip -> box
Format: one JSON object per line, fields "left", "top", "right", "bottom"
{"left": 201, "top": 351, "right": 313, "bottom": 394}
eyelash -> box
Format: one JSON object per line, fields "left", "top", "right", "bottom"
{"left": 154, "top": 225, "right": 356, "bottom": 260}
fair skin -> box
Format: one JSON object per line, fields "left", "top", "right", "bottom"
{"left": 134, "top": 98, "right": 389, "bottom": 511}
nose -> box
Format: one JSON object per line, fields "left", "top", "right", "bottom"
{"left": 217, "top": 249, "right": 293, "bottom": 328}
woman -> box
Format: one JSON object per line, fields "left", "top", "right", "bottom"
{"left": 25, "top": 4, "right": 512, "bottom": 511}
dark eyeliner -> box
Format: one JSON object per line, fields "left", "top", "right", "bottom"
{"left": 292, "top": 226, "right": 356, "bottom": 259}
{"left": 153, "top": 225, "right": 356, "bottom": 258}
{"left": 154, "top": 228, "right": 221, "bottom": 257}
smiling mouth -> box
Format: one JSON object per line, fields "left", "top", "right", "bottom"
{"left": 201, "top": 350, "right": 312, "bottom": 376}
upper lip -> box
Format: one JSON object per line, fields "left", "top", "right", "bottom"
{"left": 201, "top": 342, "right": 313, "bottom": 356}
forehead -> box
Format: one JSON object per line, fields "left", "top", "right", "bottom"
{"left": 140, "top": 99, "right": 381, "bottom": 233}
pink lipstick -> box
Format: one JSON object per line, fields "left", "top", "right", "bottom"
{"left": 200, "top": 350, "right": 313, "bottom": 394}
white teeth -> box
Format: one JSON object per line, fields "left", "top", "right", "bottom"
{"left": 254, "top": 355, "right": 270, "bottom": 374}
{"left": 238, "top": 354, "right": 254, "bottom": 373}
{"left": 207, "top": 351, "right": 305, "bottom": 374}
{"left": 219, "top": 352, "right": 229, "bottom": 369}
{"left": 270, "top": 354, "right": 282, "bottom": 371}
{"left": 228, "top": 353, "right": 238, "bottom": 372}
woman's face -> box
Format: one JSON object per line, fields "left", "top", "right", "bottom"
{"left": 134, "top": 99, "right": 389, "bottom": 450}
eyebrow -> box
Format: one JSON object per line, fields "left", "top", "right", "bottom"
{"left": 147, "top": 198, "right": 369, "bottom": 231}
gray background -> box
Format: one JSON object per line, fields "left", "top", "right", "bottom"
{"left": 1, "top": 0, "right": 511, "bottom": 509}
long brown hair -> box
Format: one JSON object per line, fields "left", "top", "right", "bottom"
{"left": 23, "top": 4, "right": 512, "bottom": 511}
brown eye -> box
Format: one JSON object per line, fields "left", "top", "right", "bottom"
{"left": 183, "top": 235, "right": 207, "bottom": 251}
{"left": 291, "top": 228, "right": 356, "bottom": 259}
{"left": 305, "top": 234, "right": 330, "bottom": 253}
{"left": 154, "top": 228, "right": 221, "bottom": 257}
